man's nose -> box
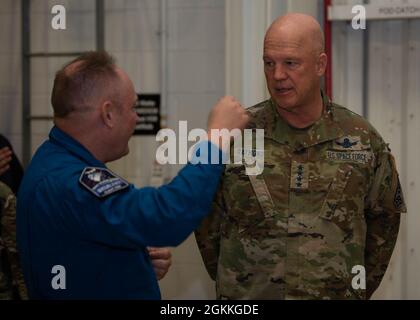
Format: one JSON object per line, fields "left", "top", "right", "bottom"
{"left": 273, "top": 66, "right": 287, "bottom": 81}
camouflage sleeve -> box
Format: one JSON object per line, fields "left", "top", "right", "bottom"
{"left": 0, "top": 185, "right": 29, "bottom": 300}
{"left": 364, "top": 146, "right": 406, "bottom": 299}
{"left": 194, "top": 182, "right": 225, "bottom": 281}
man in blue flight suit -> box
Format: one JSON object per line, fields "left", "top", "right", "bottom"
{"left": 16, "top": 51, "right": 249, "bottom": 299}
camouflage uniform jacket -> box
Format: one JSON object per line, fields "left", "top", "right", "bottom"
{"left": 0, "top": 182, "right": 28, "bottom": 300}
{"left": 195, "top": 94, "right": 406, "bottom": 300}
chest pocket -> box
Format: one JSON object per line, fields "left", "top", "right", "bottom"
{"left": 318, "top": 163, "right": 353, "bottom": 221}
{"left": 223, "top": 156, "right": 280, "bottom": 235}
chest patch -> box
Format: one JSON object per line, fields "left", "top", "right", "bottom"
{"left": 334, "top": 136, "right": 369, "bottom": 151}
{"left": 79, "top": 167, "right": 129, "bottom": 198}
{"left": 328, "top": 136, "right": 372, "bottom": 164}
{"left": 326, "top": 150, "right": 372, "bottom": 164}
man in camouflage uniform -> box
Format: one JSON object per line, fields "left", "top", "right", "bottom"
{"left": 195, "top": 13, "right": 406, "bottom": 299}
{"left": 0, "top": 181, "right": 28, "bottom": 299}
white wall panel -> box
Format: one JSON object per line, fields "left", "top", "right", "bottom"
{"left": 332, "top": 0, "right": 420, "bottom": 300}
{"left": 285, "top": 0, "right": 321, "bottom": 18}
{"left": 0, "top": 93, "right": 22, "bottom": 136}
{"left": 168, "top": 7, "right": 224, "bottom": 51}
{"left": 0, "top": 53, "right": 21, "bottom": 96}
{"left": 366, "top": 18, "right": 406, "bottom": 301}
{"left": 168, "top": 51, "right": 224, "bottom": 94}
{"left": 331, "top": 0, "right": 364, "bottom": 114}
{"left": 332, "top": 23, "right": 364, "bottom": 114}
{"left": 0, "top": 12, "right": 20, "bottom": 54}
{"left": 105, "top": 0, "right": 161, "bottom": 187}
{"left": 159, "top": 0, "right": 225, "bottom": 300}
{"left": 405, "top": 18, "right": 420, "bottom": 299}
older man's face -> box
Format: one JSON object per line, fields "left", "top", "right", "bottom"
{"left": 263, "top": 31, "right": 324, "bottom": 112}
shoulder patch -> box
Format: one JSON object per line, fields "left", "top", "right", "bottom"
{"left": 394, "top": 179, "right": 405, "bottom": 211}
{"left": 79, "top": 167, "right": 129, "bottom": 198}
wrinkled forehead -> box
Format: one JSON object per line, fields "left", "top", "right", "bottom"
{"left": 264, "top": 38, "right": 304, "bottom": 52}
{"left": 264, "top": 29, "right": 321, "bottom": 58}
{"left": 265, "top": 25, "right": 308, "bottom": 49}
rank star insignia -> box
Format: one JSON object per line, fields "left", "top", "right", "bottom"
{"left": 290, "top": 161, "right": 309, "bottom": 190}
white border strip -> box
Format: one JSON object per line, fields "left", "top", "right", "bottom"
{"left": 328, "top": 2, "right": 420, "bottom": 21}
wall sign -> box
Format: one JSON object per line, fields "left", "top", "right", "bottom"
{"left": 329, "top": 1, "right": 420, "bottom": 21}
{"left": 134, "top": 94, "right": 161, "bottom": 136}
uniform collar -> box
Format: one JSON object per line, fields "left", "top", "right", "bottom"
{"left": 49, "top": 126, "right": 105, "bottom": 168}
{"left": 262, "top": 91, "right": 345, "bottom": 151}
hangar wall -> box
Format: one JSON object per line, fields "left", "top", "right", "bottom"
{"left": 0, "top": 0, "right": 419, "bottom": 299}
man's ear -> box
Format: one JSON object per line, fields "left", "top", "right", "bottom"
{"left": 100, "top": 100, "right": 115, "bottom": 129}
{"left": 316, "top": 53, "right": 328, "bottom": 76}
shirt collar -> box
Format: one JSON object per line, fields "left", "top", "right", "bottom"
{"left": 264, "top": 91, "right": 345, "bottom": 150}
{"left": 49, "top": 126, "right": 105, "bottom": 168}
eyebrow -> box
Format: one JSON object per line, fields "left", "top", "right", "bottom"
{"left": 263, "top": 55, "right": 301, "bottom": 61}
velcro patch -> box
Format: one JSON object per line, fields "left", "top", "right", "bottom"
{"left": 326, "top": 150, "right": 372, "bottom": 164}
{"left": 394, "top": 179, "right": 404, "bottom": 211}
{"left": 334, "top": 136, "right": 370, "bottom": 151}
{"left": 79, "top": 167, "right": 129, "bottom": 198}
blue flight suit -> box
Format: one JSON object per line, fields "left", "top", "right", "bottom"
{"left": 16, "top": 126, "right": 224, "bottom": 299}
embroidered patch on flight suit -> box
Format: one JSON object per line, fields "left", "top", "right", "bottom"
{"left": 79, "top": 167, "right": 129, "bottom": 198}
{"left": 290, "top": 161, "right": 309, "bottom": 190}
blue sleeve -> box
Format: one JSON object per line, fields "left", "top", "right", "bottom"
{"left": 67, "top": 141, "right": 225, "bottom": 248}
